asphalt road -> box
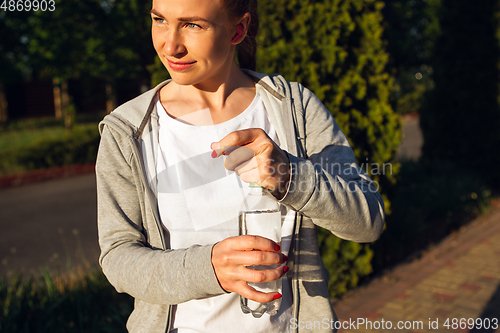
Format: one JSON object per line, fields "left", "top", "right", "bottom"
{"left": 0, "top": 115, "right": 422, "bottom": 276}
{"left": 0, "top": 173, "right": 99, "bottom": 276}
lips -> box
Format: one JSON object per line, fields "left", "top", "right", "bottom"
{"left": 167, "top": 59, "right": 196, "bottom": 70}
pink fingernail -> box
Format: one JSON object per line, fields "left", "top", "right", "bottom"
{"left": 274, "top": 244, "right": 280, "bottom": 251}
{"left": 283, "top": 255, "right": 288, "bottom": 262}
{"left": 283, "top": 266, "right": 289, "bottom": 274}
{"left": 273, "top": 293, "right": 282, "bottom": 300}
{"left": 211, "top": 150, "right": 218, "bottom": 158}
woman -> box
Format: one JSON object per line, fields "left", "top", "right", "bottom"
{"left": 96, "top": 0, "right": 385, "bottom": 332}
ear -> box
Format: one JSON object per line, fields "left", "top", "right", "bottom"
{"left": 231, "top": 24, "right": 244, "bottom": 42}
{"left": 231, "top": 13, "right": 251, "bottom": 44}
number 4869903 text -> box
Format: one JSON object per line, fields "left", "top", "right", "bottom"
{"left": 1, "top": 0, "right": 56, "bottom": 11}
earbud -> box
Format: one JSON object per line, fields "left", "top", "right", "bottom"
{"left": 231, "top": 24, "right": 244, "bottom": 42}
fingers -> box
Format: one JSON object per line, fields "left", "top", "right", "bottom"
{"left": 213, "top": 236, "right": 287, "bottom": 268}
{"left": 221, "top": 266, "right": 289, "bottom": 303}
{"left": 210, "top": 129, "right": 264, "bottom": 157}
{"left": 224, "top": 146, "right": 256, "bottom": 171}
{"left": 244, "top": 264, "right": 289, "bottom": 284}
{"left": 217, "top": 245, "right": 287, "bottom": 267}
{"left": 238, "top": 283, "right": 282, "bottom": 303}
{"left": 223, "top": 147, "right": 264, "bottom": 185}
{"left": 210, "top": 129, "right": 290, "bottom": 195}
{"left": 227, "top": 235, "right": 280, "bottom": 252}
{"left": 226, "top": 263, "right": 287, "bottom": 285}
{"left": 211, "top": 236, "right": 289, "bottom": 297}
{"left": 239, "top": 250, "right": 288, "bottom": 267}
{"left": 237, "top": 265, "right": 290, "bottom": 303}
{"left": 210, "top": 136, "right": 262, "bottom": 184}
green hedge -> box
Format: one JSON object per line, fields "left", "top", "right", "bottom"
{"left": 318, "top": 228, "right": 374, "bottom": 297}
{"left": 0, "top": 126, "right": 100, "bottom": 176}
{"left": 256, "top": 0, "right": 400, "bottom": 298}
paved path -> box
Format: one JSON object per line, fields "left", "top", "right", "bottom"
{"left": 0, "top": 173, "right": 99, "bottom": 276}
{"left": 333, "top": 199, "right": 500, "bottom": 333}
{"left": 396, "top": 113, "right": 423, "bottom": 161}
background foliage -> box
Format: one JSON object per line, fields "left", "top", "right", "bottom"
{"left": 0, "top": 122, "right": 100, "bottom": 176}
{"left": 256, "top": 0, "right": 400, "bottom": 296}
{"left": 0, "top": 268, "right": 132, "bottom": 333}
{"left": 2, "top": 0, "right": 400, "bottom": 298}
{"left": 383, "top": 0, "right": 441, "bottom": 116}
{"left": 419, "top": 0, "right": 500, "bottom": 188}
{"left": 257, "top": 0, "right": 400, "bottom": 180}
{"left": 0, "top": 0, "right": 154, "bottom": 84}
{"left": 1, "top": 0, "right": 499, "bottom": 324}
{"left": 377, "top": 0, "right": 499, "bottom": 272}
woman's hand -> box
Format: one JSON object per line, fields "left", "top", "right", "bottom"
{"left": 211, "top": 235, "right": 288, "bottom": 302}
{"left": 210, "top": 128, "right": 290, "bottom": 199}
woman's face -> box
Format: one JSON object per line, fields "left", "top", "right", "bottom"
{"left": 151, "top": 0, "right": 236, "bottom": 87}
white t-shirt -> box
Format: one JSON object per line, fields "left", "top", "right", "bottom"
{"left": 156, "top": 93, "right": 292, "bottom": 333}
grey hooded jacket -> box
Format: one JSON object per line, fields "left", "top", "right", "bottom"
{"left": 96, "top": 70, "right": 385, "bottom": 333}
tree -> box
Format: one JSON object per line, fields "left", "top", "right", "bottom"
{"left": 382, "top": 0, "right": 441, "bottom": 115}
{"left": 419, "top": 0, "right": 500, "bottom": 187}
{"left": 97, "top": 0, "right": 157, "bottom": 103}
{"left": 257, "top": 0, "right": 399, "bottom": 187}
{"left": 383, "top": 0, "right": 441, "bottom": 71}
{"left": 0, "top": 0, "right": 156, "bottom": 121}
{"left": 0, "top": 1, "right": 104, "bottom": 123}
{"left": 256, "top": 0, "right": 400, "bottom": 297}
{"left": 0, "top": 10, "right": 32, "bottom": 122}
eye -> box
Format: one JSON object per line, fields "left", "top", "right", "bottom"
{"left": 186, "top": 23, "right": 202, "bottom": 29}
{"left": 152, "top": 15, "right": 166, "bottom": 24}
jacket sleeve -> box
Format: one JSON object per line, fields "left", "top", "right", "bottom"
{"left": 279, "top": 85, "right": 385, "bottom": 242}
{"left": 96, "top": 125, "right": 226, "bottom": 305}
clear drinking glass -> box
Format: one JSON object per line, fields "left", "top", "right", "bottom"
{"left": 238, "top": 183, "right": 282, "bottom": 318}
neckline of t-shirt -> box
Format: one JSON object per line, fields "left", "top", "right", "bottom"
{"left": 156, "top": 92, "right": 261, "bottom": 130}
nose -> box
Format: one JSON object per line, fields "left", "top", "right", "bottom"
{"left": 164, "top": 28, "right": 186, "bottom": 57}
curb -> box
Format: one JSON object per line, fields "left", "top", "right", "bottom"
{"left": 0, "top": 164, "right": 96, "bottom": 189}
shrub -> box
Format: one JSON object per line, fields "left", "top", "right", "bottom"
{"left": 256, "top": 0, "right": 400, "bottom": 298}
{"left": 0, "top": 125, "right": 100, "bottom": 176}
{"left": 317, "top": 227, "right": 374, "bottom": 297}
